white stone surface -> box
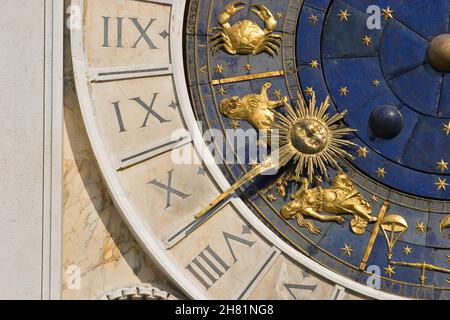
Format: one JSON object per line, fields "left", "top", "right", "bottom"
{"left": 0, "top": 0, "right": 63, "bottom": 299}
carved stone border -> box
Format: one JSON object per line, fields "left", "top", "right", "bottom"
{"left": 96, "top": 284, "right": 179, "bottom": 300}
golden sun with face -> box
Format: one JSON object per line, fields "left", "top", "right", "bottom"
{"left": 272, "top": 92, "right": 357, "bottom": 181}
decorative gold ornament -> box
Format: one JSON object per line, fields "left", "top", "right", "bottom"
{"left": 219, "top": 82, "right": 284, "bottom": 131}
{"left": 372, "top": 79, "right": 380, "bottom": 87}
{"left": 380, "top": 214, "right": 408, "bottom": 260}
{"left": 217, "top": 86, "right": 227, "bottom": 96}
{"left": 390, "top": 261, "right": 450, "bottom": 287}
{"left": 384, "top": 265, "right": 396, "bottom": 277}
{"left": 210, "top": 2, "right": 282, "bottom": 56}
{"left": 305, "top": 87, "right": 314, "bottom": 96}
{"left": 339, "top": 86, "right": 349, "bottom": 96}
{"left": 437, "top": 159, "right": 449, "bottom": 172}
{"left": 337, "top": 9, "right": 350, "bottom": 22}
{"left": 362, "top": 35, "right": 372, "bottom": 46}
{"left": 214, "top": 64, "right": 225, "bottom": 74}
{"left": 376, "top": 167, "right": 386, "bottom": 178}
{"left": 195, "top": 89, "right": 362, "bottom": 232}
{"left": 357, "top": 146, "right": 369, "bottom": 158}
{"left": 309, "top": 60, "right": 320, "bottom": 69}
{"left": 341, "top": 243, "right": 354, "bottom": 257}
{"left": 272, "top": 90, "right": 357, "bottom": 181}
{"left": 415, "top": 222, "right": 426, "bottom": 232}
{"left": 381, "top": 7, "right": 394, "bottom": 20}
{"left": 280, "top": 173, "right": 376, "bottom": 235}
{"left": 442, "top": 121, "right": 450, "bottom": 135}
{"left": 435, "top": 178, "right": 449, "bottom": 191}
{"left": 403, "top": 246, "right": 412, "bottom": 255}
{"left": 308, "top": 14, "right": 319, "bottom": 25}
{"left": 440, "top": 215, "right": 450, "bottom": 235}
{"left": 230, "top": 120, "right": 240, "bottom": 130}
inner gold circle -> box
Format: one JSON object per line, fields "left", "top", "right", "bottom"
{"left": 290, "top": 119, "right": 329, "bottom": 155}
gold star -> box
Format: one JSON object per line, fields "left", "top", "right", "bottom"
{"left": 309, "top": 60, "right": 320, "bottom": 69}
{"left": 416, "top": 222, "right": 426, "bottom": 233}
{"left": 362, "top": 35, "right": 372, "bottom": 46}
{"left": 339, "top": 86, "right": 349, "bottom": 96}
{"left": 305, "top": 87, "right": 315, "bottom": 96}
{"left": 384, "top": 265, "right": 396, "bottom": 277}
{"left": 267, "top": 194, "right": 276, "bottom": 202}
{"left": 214, "top": 64, "right": 224, "bottom": 74}
{"left": 243, "top": 63, "right": 252, "bottom": 71}
{"left": 357, "top": 146, "right": 369, "bottom": 158}
{"left": 273, "top": 89, "right": 283, "bottom": 100}
{"left": 308, "top": 14, "right": 319, "bottom": 25}
{"left": 275, "top": 12, "right": 283, "bottom": 19}
{"left": 435, "top": 178, "right": 449, "bottom": 191}
{"left": 381, "top": 7, "right": 394, "bottom": 20}
{"left": 315, "top": 175, "right": 324, "bottom": 184}
{"left": 372, "top": 79, "right": 381, "bottom": 87}
{"left": 231, "top": 120, "right": 240, "bottom": 130}
{"left": 340, "top": 243, "right": 354, "bottom": 257}
{"left": 370, "top": 194, "right": 378, "bottom": 203}
{"left": 217, "top": 86, "right": 227, "bottom": 96}
{"left": 337, "top": 9, "right": 351, "bottom": 21}
{"left": 437, "top": 159, "right": 449, "bottom": 172}
{"left": 403, "top": 246, "right": 412, "bottom": 255}
{"left": 377, "top": 168, "right": 386, "bottom": 178}
{"left": 443, "top": 122, "right": 450, "bottom": 135}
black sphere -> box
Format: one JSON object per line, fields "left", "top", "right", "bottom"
{"left": 369, "top": 106, "right": 403, "bottom": 139}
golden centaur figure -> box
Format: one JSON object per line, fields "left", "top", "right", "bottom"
{"left": 210, "top": 2, "right": 282, "bottom": 56}
{"left": 219, "top": 82, "right": 284, "bottom": 131}
{"left": 281, "top": 173, "right": 377, "bottom": 235}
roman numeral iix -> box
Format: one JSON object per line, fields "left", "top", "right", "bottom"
{"left": 102, "top": 17, "right": 158, "bottom": 49}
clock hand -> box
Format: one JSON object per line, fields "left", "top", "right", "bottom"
{"left": 195, "top": 156, "right": 277, "bottom": 219}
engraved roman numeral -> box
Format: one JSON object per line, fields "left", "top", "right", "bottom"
{"left": 130, "top": 94, "right": 169, "bottom": 127}
{"left": 148, "top": 169, "right": 191, "bottom": 208}
{"left": 223, "top": 232, "right": 256, "bottom": 263}
{"left": 130, "top": 18, "right": 158, "bottom": 49}
{"left": 102, "top": 17, "right": 159, "bottom": 49}
{"left": 329, "top": 285, "right": 346, "bottom": 300}
{"left": 112, "top": 93, "right": 170, "bottom": 133}
{"left": 283, "top": 272, "right": 318, "bottom": 300}
{"left": 234, "top": 248, "right": 280, "bottom": 300}
{"left": 185, "top": 245, "right": 230, "bottom": 290}
{"left": 186, "top": 231, "right": 256, "bottom": 290}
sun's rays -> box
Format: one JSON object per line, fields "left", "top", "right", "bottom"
{"left": 271, "top": 91, "right": 357, "bottom": 181}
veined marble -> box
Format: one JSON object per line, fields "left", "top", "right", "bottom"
{"left": 62, "top": 16, "right": 181, "bottom": 299}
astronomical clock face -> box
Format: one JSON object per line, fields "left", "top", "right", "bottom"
{"left": 71, "top": 0, "right": 450, "bottom": 299}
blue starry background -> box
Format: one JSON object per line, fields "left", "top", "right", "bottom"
{"left": 185, "top": 0, "right": 450, "bottom": 298}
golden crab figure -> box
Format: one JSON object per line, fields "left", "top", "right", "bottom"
{"left": 210, "top": 2, "right": 282, "bottom": 56}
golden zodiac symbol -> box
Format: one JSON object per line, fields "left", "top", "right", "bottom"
{"left": 380, "top": 214, "right": 408, "bottom": 260}
{"left": 197, "top": 87, "right": 376, "bottom": 237}
{"left": 219, "top": 82, "right": 284, "bottom": 131}
{"left": 440, "top": 215, "right": 450, "bottom": 236}
{"left": 280, "top": 173, "right": 377, "bottom": 235}
{"left": 379, "top": 215, "right": 450, "bottom": 286}
{"left": 210, "top": 2, "right": 282, "bottom": 56}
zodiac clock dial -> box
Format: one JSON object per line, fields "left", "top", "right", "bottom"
{"left": 72, "top": 0, "right": 450, "bottom": 299}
